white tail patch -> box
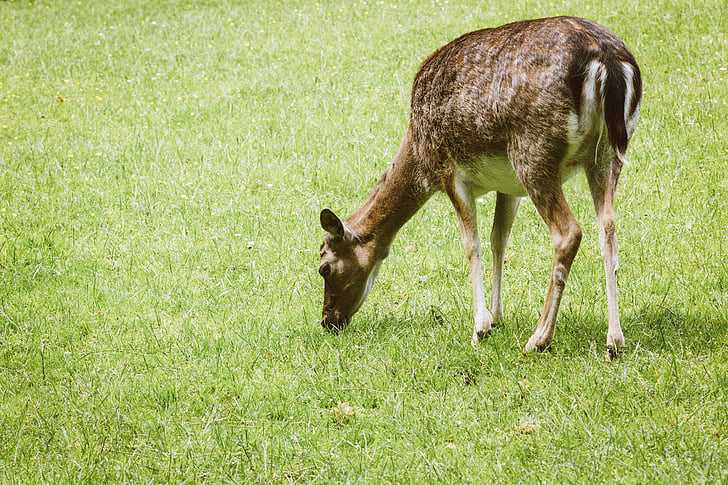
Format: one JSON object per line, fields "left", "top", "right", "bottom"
{"left": 627, "top": 102, "right": 640, "bottom": 139}
{"left": 622, "top": 62, "right": 640, "bottom": 138}
{"left": 622, "top": 62, "right": 637, "bottom": 139}
{"left": 622, "top": 62, "right": 634, "bottom": 124}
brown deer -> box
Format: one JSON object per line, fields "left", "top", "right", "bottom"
{"left": 317, "top": 16, "right": 642, "bottom": 356}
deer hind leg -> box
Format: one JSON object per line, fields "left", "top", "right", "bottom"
{"left": 446, "top": 176, "right": 493, "bottom": 345}
{"left": 490, "top": 193, "right": 521, "bottom": 324}
{"left": 586, "top": 158, "right": 624, "bottom": 358}
{"left": 524, "top": 186, "right": 582, "bottom": 353}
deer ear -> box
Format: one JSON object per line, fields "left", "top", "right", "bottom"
{"left": 320, "top": 209, "right": 345, "bottom": 237}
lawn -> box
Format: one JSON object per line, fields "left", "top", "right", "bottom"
{"left": 0, "top": 0, "right": 726, "bottom": 482}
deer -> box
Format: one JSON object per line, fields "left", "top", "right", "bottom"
{"left": 317, "top": 16, "right": 642, "bottom": 356}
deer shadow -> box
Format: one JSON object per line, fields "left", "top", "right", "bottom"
{"left": 345, "top": 304, "right": 726, "bottom": 357}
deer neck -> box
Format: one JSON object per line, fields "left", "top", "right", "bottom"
{"left": 347, "top": 135, "right": 432, "bottom": 259}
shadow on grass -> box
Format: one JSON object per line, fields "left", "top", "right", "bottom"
{"left": 625, "top": 306, "right": 727, "bottom": 354}
{"left": 531, "top": 306, "right": 727, "bottom": 356}
{"left": 350, "top": 305, "right": 466, "bottom": 337}
{"left": 336, "top": 305, "right": 726, "bottom": 357}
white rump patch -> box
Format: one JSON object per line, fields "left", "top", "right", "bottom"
{"left": 570, "top": 60, "right": 607, "bottom": 143}
{"left": 565, "top": 60, "right": 606, "bottom": 156}
{"left": 584, "top": 60, "right": 606, "bottom": 117}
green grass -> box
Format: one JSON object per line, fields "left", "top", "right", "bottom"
{"left": 1, "top": 0, "right": 726, "bottom": 482}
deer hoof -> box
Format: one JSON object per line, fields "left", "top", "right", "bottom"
{"left": 606, "top": 332, "right": 625, "bottom": 359}
{"left": 471, "top": 327, "right": 491, "bottom": 346}
{"left": 524, "top": 333, "right": 551, "bottom": 353}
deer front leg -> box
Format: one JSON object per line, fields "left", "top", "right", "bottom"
{"left": 490, "top": 193, "right": 521, "bottom": 324}
{"left": 447, "top": 177, "right": 492, "bottom": 345}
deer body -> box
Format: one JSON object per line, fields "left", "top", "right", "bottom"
{"left": 318, "top": 16, "right": 642, "bottom": 356}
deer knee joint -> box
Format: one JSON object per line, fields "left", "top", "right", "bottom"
{"left": 555, "top": 224, "right": 582, "bottom": 261}
{"left": 553, "top": 263, "right": 568, "bottom": 288}
{"left": 463, "top": 237, "right": 480, "bottom": 262}
{"left": 602, "top": 218, "right": 616, "bottom": 241}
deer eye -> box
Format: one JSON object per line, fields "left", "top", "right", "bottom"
{"left": 318, "top": 263, "right": 331, "bottom": 278}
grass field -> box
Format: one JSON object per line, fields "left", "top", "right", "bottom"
{"left": 1, "top": 0, "right": 726, "bottom": 482}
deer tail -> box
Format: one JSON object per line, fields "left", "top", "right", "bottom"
{"left": 601, "top": 57, "right": 642, "bottom": 168}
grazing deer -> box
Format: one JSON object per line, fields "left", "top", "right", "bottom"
{"left": 317, "top": 16, "right": 642, "bottom": 356}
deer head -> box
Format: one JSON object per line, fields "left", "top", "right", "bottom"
{"left": 318, "top": 208, "right": 382, "bottom": 331}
